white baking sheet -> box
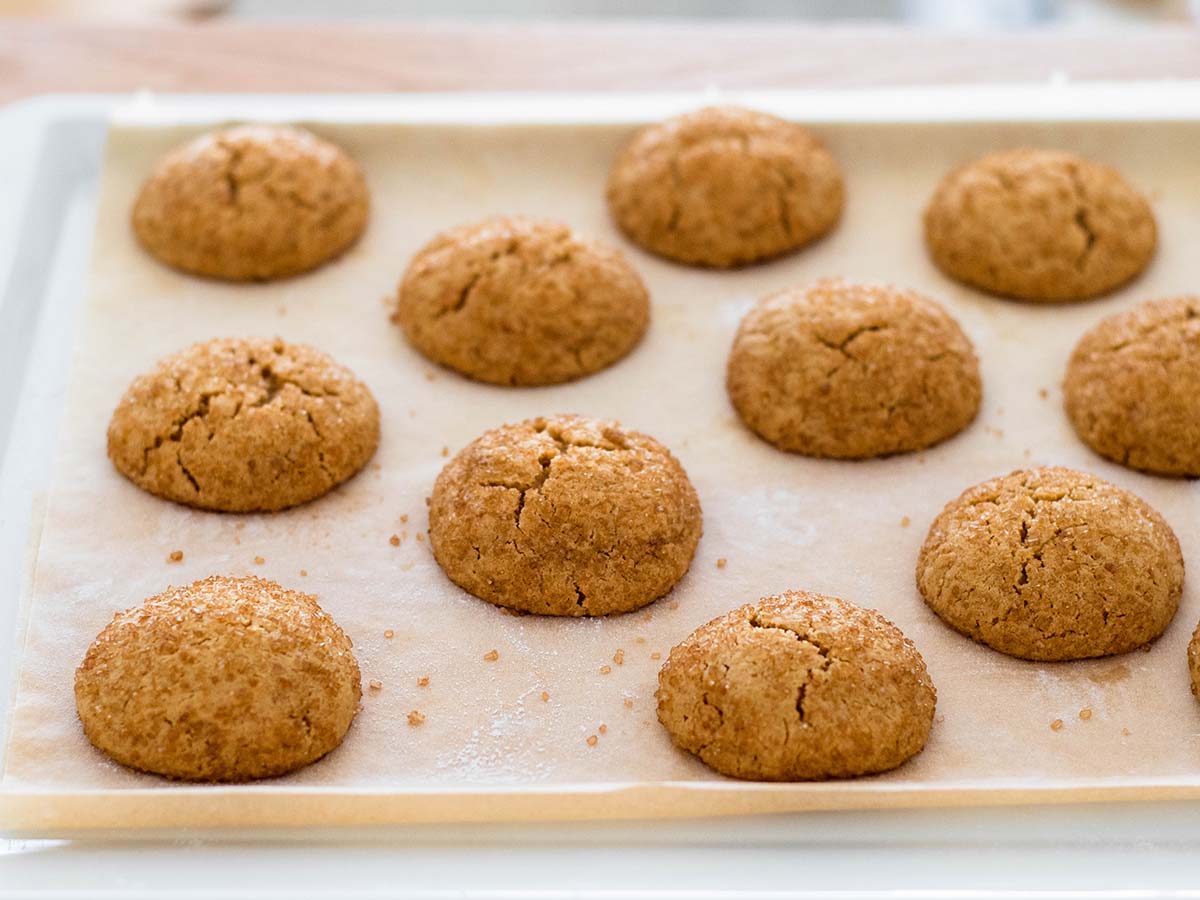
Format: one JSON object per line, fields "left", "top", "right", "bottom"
{"left": 2, "top": 102, "right": 1200, "bottom": 831}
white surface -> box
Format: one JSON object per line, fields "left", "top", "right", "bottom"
{"left": 3, "top": 88, "right": 1200, "bottom": 898}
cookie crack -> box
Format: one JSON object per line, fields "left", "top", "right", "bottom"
{"left": 1067, "top": 165, "right": 1098, "bottom": 272}
{"left": 748, "top": 615, "right": 833, "bottom": 724}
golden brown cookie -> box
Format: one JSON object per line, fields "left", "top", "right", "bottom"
{"left": 75, "top": 575, "right": 361, "bottom": 782}
{"left": 924, "top": 149, "right": 1156, "bottom": 301}
{"left": 726, "top": 279, "right": 981, "bottom": 458}
{"left": 917, "top": 467, "right": 1183, "bottom": 661}
{"left": 1188, "top": 622, "right": 1200, "bottom": 702}
{"left": 1064, "top": 297, "right": 1200, "bottom": 476}
{"left": 132, "top": 125, "right": 369, "bottom": 281}
{"left": 428, "top": 414, "right": 702, "bottom": 616}
{"left": 656, "top": 590, "right": 936, "bottom": 781}
{"left": 606, "top": 106, "right": 844, "bottom": 268}
{"left": 107, "top": 337, "right": 380, "bottom": 512}
{"left": 393, "top": 217, "right": 650, "bottom": 386}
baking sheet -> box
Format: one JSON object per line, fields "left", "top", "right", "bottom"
{"left": 3, "top": 110, "right": 1200, "bottom": 831}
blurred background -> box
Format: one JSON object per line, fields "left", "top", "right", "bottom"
{"left": 0, "top": 0, "right": 1196, "bottom": 24}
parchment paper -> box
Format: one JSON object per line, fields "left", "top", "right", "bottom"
{"left": 3, "top": 116, "right": 1200, "bottom": 831}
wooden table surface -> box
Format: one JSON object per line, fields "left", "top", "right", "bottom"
{"left": 2, "top": 20, "right": 1200, "bottom": 102}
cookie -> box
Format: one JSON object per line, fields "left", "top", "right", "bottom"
{"left": 726, "top": 279, "right": 981, "bottom": 458}
{"left": 132, "top": 125, "right": 369, "bottom": 281}
{"left": 606, "top": 106, "right": 844, "bottom": 268}
{"left": 656, "top": 590, "right": 936, "bottom": 781}
{"left": 1065, "top": 297, "right": 1200, "bottom": 476}
{"left": 75, "top": 576, "right": 361, "bottom": 782}
{"left": 917, "top": 467, "right": 1183, "bottom": 661}
{"left": 1188, "top": 622, "right": 1200, "bottom": 702}
{"left": 107, "top": 337, "right": 380, "bottom": 512}
{"left": 924, "top": 149, "right": 1156, "bottom": 301}
{"left": 428, "top": 414, "right": 702, "bottom": 616}
{"left": 393, "top": 217, "right": 650, "bottom": 386}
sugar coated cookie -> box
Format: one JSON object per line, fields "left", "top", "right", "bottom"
{"left": 917, "top": 467, "right": 1182, "bottom": 661}
{"left": 75, "top": 575, "right": 361, "bottom": 782}
{"left": 656, "top": 590, "right": 936, "bottom": 781}
{"left": 428, "top": 414, "right": 702, "bottom": 616}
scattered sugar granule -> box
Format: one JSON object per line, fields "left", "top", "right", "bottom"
{"left": 599, "top": 665, "right": 612, "bottom": 675}
{"left": 400, "top": 514, "right": 409, "bottom": 524}
{"left": 935, "top": 715, "right": 945, "bottom": 724}
{"left": 1122, "top": 727, "right": 1131, "bottom": 736}
{"left": 167, "top": 550, "right": 183, "bottom": 563}
{"left": 441, "top": 446, "right": 450, "bottom": 458}
{"left": 1050, "top": 718, "right": 1064, "bottom": 731}
{"left": 416, "top": 533, "right": 425, "bottom": 543}
{"left": 613, "top": 649, "right": 625, "bottom": 666}
{"left": 384, "top": 629, "right": 395, "bottom": 639}
{"left": 635, "top": 636, "right": 647, "bottom": 645}
{"left": 417, "top": 676, "right": 430, "bottom": 687}
{"left": 483, "top": 649, "right": 499, "bottom": 661}
{"left": 299, "top": 569, "right": 308, "bottom": 577}
{"left": 424, "top": 371, "right": 437, "bottom": 382}
{"left": 389, "top": 534, "right": 401, "bottom": 547}
{"left": 1079, "top": 708, "right": 1093, "bottom": 721}
{"left": 650, "top": 652, "right": 662, "bottom": 661}
{"left": 541, "top": 691, "right": 550, "bottom": 702}
{"left": 599, "top": 724, "right": 608, "bottom": 735}
{"left": 1039, "top": 388, "right": 1049, "bottom": 399}
{"left": 586, "top": 735, "right": 598, "bottom": 747}
{"left": 254, "top": 556, "right": 265, "bottom": 565}
{"left": 623, "top": 698, "right": 634, "bottom": 709}
{"left": 900, "top": 517, "right": 911, "bottom": 528}
{"left": 407, "top": 710, "right": 426, "bottom": 727}
{"left": 368, "top": 679, "right": 383, "bottom": 692}
{"left": 716, "top": 558, "right": 727, "bottom": 569}
{"left": 669, "top": 601, "right": 679, "bottom": 610}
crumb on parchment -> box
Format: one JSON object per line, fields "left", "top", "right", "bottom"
{"left": 613, "top": 649, "right": 625, "bottom": 666}
{"left": 586, "top": 735, "right": 598, "bottom": 747}
{"left": 599, "top": 724, "right": 607, "bottom": 735}
{"left": 716, "top": 558, "right": 727, "bottom": 569}
{"left": 417, "top": 676, "right": 430, "bottom": 687}
{"left": 390, "top": 534, "right": 401, "bottom": 546}
{"left": 650, "top": 652, "right": 662, "bottom": 661}
{"left": 900, "top": 517, "right": 911, "bottom": 528}
{"left": 400, "top": 514, "right": 409, "bottom": 524}
{"left": 384, "top": 629, "right": 394, "bottom": 639}
{"left": 167, "top": 550, "right": 183, "bottom": 563}
{"left": 623, "top": 698, "right": 634, "bottom": 709}
{"left": 483, "top": 649, "right": 499, "bottom": 661}
{"left": 368, "top": 679, "right": 383, "bottom": 692}
{"left": 254, "top": 556, "right": 265, "bottom": 565}
{"left": 541, "top": 691, "right": 550, "bottom": 702}
{"left": 299, "top": 569, "right": 308, "bottom": 577}
{"left": 1079, "top": 708, "right": 1093, "bottom": 720}
{"left": 407, "top": 710, "right": 426, "bottom": 726}
{"left": 1050, "top": 718, "right": 1064, "bottom": 731}
{"left": 599, "top": 665, "right": 612, "bottom": 675}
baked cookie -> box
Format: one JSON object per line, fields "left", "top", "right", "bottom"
{"left": 1188, "top": 621, "right": 1200, "bottom": 702}
{"left": 428, "top": 414, "right": 702, "bottom": 616}
{"left": 1065, "top": 296, "right": 1200, "bottom": 476}
{"left": 393, "top": 217, "right": 650, "bottom": 386}
{"left": 132, "top": 125, "right": 369, "bottom": 281}
{"left": 726, "top": 279, "right": 981, "bottom": 458}
{"left": 924, "top": 149, "right": 1156, "bottom": 301}
{"left": 75, "top": 575, "right": 361, "bottom": 782}
{"left": 656, "top": 590, "right": 936, "bottom": 781}
{"left": 606, "top": 106, "right": 844, "bottom": 268}
{"left": 107, "top": 337, "right": 380, "bottom": 512}
{"left": 917, "top": 467, "right": 1183, "bottom": 661}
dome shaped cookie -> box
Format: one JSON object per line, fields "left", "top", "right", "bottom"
{"left": 428, "top": 414, "right": 702, "bottom": 616}
{"left": 606, "top": 106, "right": 844, "bottom": 268}
{"left": 107, "top": 337, "right": 380, "bottom": 512}
{"left": 393, "top": 217, "right": 650, "bottom": 386}
{"left": 1065, "top": 297, "right": 1200, "bottom": 476}
{"left": 656, "top": 590, "right": 936, "bottom": 781}
{"left": 75, "top": 576, "right": 361, "bottom": 782}
{"left": 132, "top": 125, "right": 369, "bottom": 281}
{"left": 924, "top": 149, "right": 1156, "bottom": 301}
{"left": 917, "top": 467, "right": 1183, "bottom": 661}
{"left": 726, "top": 279, "right": 981, "bottom": 458}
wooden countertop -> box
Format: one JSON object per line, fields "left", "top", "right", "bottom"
{"left": 2, "top": 20, "right": 1200, "bottom": 102}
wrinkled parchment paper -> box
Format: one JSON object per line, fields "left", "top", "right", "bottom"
{"left": 3, "top": 116, "right": 1200, "bottom": 831}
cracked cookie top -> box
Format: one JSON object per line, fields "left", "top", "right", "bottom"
{"left": 75, "top": 575, "right": 361, "bottom": 782}
{"left": 923, "top": 148, "right": 1156, "bottom": 301}
{"left": 107, "top": 337, "right": 380, "bottom": 512}
{"left": 132, "top": 125, "right": 369, "bottom": 281}
{"left": 393, "top": 216, "right": 650, "bottom": 386}
{"left": 1065, "top": 297, "right": 1200, "bottom": 476}
{"left": 605, "top": 106, "right": 844, "bottom": 268}
{"left": 656, "top": 590, "right": 936, "bottom": 781}
{"left": 428, "top": 414, "right": 702, "bottom": 616}
{"left": 917, "top": 467, "right": 1183, "bottom": 661}
{"left": 726, "top": 279, "right": 981, "bottom": 458}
